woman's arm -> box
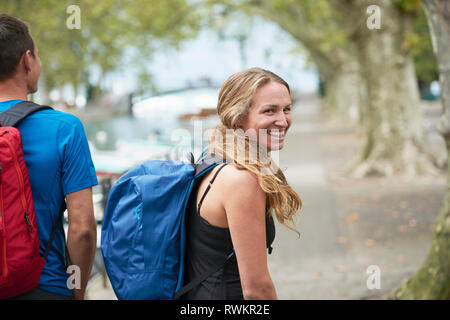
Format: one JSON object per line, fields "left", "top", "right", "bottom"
{"left": 221, "top": 166, "right": 277, "bottom": 300}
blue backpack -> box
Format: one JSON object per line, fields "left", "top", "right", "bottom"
{"left": 101, "top": 153, "right": 231, "bottom": 300}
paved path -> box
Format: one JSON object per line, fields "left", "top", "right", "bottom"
{"left": 268, "top": 96, "right": 446, "bottom": 299}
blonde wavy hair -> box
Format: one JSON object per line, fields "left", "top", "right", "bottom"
{"left": 208, "top": 67, "right": 302, "bottom": 236}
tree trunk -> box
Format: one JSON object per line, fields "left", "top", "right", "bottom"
{"left": 391, "top": 0, "right": 450, "bottom": 300}
{"left": 350, "top": 0, "right": 439, "bottom": 178}
{"left": 320, "top": 61, "right": 360, "bottom": 122}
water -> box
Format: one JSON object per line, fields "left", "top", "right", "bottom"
{"left": 85, "top": 115, "right": 173, "bottom": 151}
{"left": 85, "top": 87, "right": 221, "bottom": 153}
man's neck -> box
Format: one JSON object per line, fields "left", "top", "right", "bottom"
{"left": 0, "top": 78, "right": 28, "bottom": 102}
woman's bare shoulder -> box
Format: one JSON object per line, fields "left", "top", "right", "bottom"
{"left": 218, "top": 164, "right": 263, "bottom": 193}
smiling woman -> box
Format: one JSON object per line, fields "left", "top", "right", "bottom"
{"left": 209, "top": 67, "right": 301, "bottom": 234}
{"left": 241, "top": 80, "right": 292, "bottom": 152}
{"left": 182, "top": 67, "right": 302, "bottom": 300}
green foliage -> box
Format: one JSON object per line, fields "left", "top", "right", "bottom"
{"left": 1, "top": 0, "right": 438, "bottom": 97}
{"left": 407, "top": 6, "right": 439, "bottom": 84}
{"left": 394, "top": 0, "right": 422, "bottom": 14}
{"left": 213, "top": 0, "right": 437, "bottom": 86}
{"left": 0, "top": 0, "right": 201, "bottom": 96}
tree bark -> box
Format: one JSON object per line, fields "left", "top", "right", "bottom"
{"left": 348, "top": 0, "right": 439, "bottom": 178}
{"left": 391, "top": 0, "right": 450, "bottom": 300}
{"left": 319, "top": 60, "right": 360, "bottom": 122}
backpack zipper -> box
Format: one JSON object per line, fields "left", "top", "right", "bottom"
{"left": 0, "top": 134, "right": 32, "bottom": 233}
{"left": 0, "top": 162, "right": 8, "bottom": 277}
{"left": 24, "top": 212, "right": 33, "bottom": 233}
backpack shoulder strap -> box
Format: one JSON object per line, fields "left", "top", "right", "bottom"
{"left": 193, "top": 153, "right": 226, "bottom": 178}
{"left": 0, "top": 101, "right": 52, "bottom": 127}
{"left": 41, "top": 201, "right": 67, "bottom": 265}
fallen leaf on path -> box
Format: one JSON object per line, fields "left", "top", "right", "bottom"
{"left": 346, "top": 213, "right": 360, "bottom": 224}
{"left": 408, "top": 219, "right": 417, "bottom": 227}
{"left": 397, "top": 224, "right": 408, "bottom": 232}
{"left": 336, "top": 236, "right": 347, "bottom": 244}
{"left": 364, "top": 239, "right": 376, "bottom": 247}
{"left": 334, "top": 265, "right": 347, "bottom": 273}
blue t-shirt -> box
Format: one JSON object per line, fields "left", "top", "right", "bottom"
{"left": 0, "top": 100, "right": 98, "bottom": 296}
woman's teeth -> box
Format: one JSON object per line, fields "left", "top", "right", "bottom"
{"left": 268, "top": 130, "right": 285, "bottom": 137}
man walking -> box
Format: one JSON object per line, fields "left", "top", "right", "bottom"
{"left": 0, "top": 14, "right": 98, "bottom": 300}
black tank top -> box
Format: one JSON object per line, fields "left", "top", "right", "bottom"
{"left": 182, "top": 163, "right": 276, "bottom": 300}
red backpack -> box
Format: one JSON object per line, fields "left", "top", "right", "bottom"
{"left": 0, "top": 101, "right": 65, "bottom": 299}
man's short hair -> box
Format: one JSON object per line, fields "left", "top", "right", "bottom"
{"left": 0, "top": 14, "right": 35, "bottom": 82}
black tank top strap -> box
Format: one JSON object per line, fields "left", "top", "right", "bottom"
{"left": 183, "top": 161, "right": 276, "bottom": 299}
{"left": 197, "top": 162, "right": 228, "bottom": 214}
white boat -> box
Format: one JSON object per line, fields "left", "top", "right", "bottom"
{"left": 132, "top": 87, "right": 219, "bottom": 123}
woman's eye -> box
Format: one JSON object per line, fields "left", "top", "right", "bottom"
{"left": 264, "top": 109, "right": 275, "bottom": 114}
{"left": 284, "top": 107, "right": 292, "bottom": 113}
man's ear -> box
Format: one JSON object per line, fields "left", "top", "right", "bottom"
{"left": 22, "top": 50, "right": 33, "bottom": 73}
